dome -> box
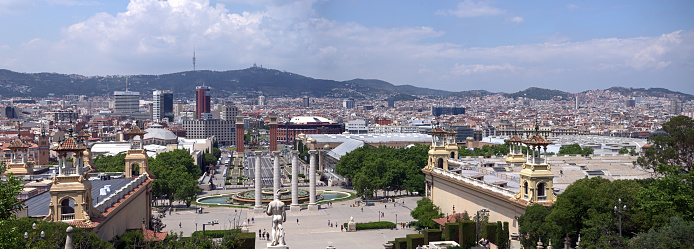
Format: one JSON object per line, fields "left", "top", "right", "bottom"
{"left": 142, "top": 128, "right": 177, "bottom": 140}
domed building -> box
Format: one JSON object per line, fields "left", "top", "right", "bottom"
{"left": 134, "top": 124, "right": 178, "bottom": 146}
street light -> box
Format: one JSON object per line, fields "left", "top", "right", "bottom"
{"left": 476, "top": 209, "right": 489, "bottom": 246}
{"left": 614, "top": 198, "right": 626, "bottom": 237}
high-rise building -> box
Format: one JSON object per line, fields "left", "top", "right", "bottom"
{"left": 387, "top": 98, "right": 395, "bottom": 108}
{"left": 195, "top": 86, "right": 211, "bottom": 120}
{"left": 431, "top": 106, "right": 465, "bottom": 117}
{"left": 343, "top": 98, "right": 355, "bottom": 109}
{"left": 575, "top": 96, "right": 579, "bottom": 109}
{"left": 626, "top": 99, "right": 636, "bottom": 108}
{"left": 302, "top": 96, "right": 310, "bottom": 107}
{"left": 258, "top": 96, "right": 266, "bottom": 106}
{"left": 220, "top": 104, "right": 239, "bottom": 122}
{"left": 182, "top": 119, "right": 236, "bottom": 146}
{"left": 153, "top": 90, "right": 174, "bottom": 122}
{"left": 113, "top": 91, "right": 140, "bottom": 113}
{"left": 670, "top": 99, "right": 683, "bottom": 116}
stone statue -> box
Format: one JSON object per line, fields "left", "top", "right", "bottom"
{"left": 347, "top": 216, "right": 356, "bottom": 232}
{"left": 266, "top": 189, "right": 287, "bottom": 246}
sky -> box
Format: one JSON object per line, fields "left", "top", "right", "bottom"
{"left": 0, "top": 0, "right": 693, "bottom": 94}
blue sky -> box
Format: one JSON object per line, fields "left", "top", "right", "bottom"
{"left": 1, "top": 0, "right": 693, "bottom": 94}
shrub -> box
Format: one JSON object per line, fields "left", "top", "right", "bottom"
{"left": 423, "top": 229, "right": 442, "bottom": 244}
{"left": 393, "top": 238, "right": 407, "bottom": 249}
{"left": 406, "top": 234, "right": 425, "bottom": 249}
{"left": 342, "top": 221, "right": 396, "bottom": 231}
{"left": 191, "top": 229, "right": 241, "bottom": 238}
{"left": 460, "top": 221, "right": 476, "bottom": 248}
{"left": 445, "top": 223, "right": 461, "bottom": 243}
{"left": 237, "top": 181, "right": 243, "bottom": 185}
{"left": 485, "top": 223, "right": 497, "bottom": 245}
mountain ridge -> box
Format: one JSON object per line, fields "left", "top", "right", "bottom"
{"left": 0, "top": 68, "right": 690, "bottom": 100}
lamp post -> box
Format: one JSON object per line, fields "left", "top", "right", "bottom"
{"left": 614, "top": 198, "right": 626, "bottom": 237}
{"left": 476, "top": 209, "right": 489, "bottom": 246}
{"left": 25, "top": 223, "right": 45, "bottom": 246}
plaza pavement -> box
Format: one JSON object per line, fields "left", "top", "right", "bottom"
{"left": 160, "top": 185, "right": 424, "bottom": 249}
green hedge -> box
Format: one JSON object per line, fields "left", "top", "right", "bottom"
{"left": 0, "top": 217, "right": 113, "bottom": 249}
{"left": 484, "top": 223, "right": 497, "bottom": 245}
{"left": 460, "top": 221, "right": 476, "bottom": 248}
{"left": 393, "top": 238, "right": 408, "bottom": 249}
{"left": 191, "top": 229, "right": 241, "bottom": 238}
{"left": 407, "top": 234, "right": 425, "bottom": 249}
{"left": 236, "top": 232, "right": 256, "bottom": 249}
{"left": 444, "top": 223, "right": 461, "bottom": 243}
{"left": 423, "top": 229, "right": 442, "bottom": 244}
{"left": 342, "top": 221, "right": 396, "bottom": 231}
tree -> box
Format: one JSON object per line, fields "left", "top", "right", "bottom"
{"left": 92, "top": 153, "right": 127, "bottom": 172}
{"left": 629, "top": 216, "right": 694, "bottom": 248}
{"left": 636, "top": 115, "right": 694, "bottom": 175}
{"left": 150, "top": 149, "right": 201, "bottom": 207}
{"left": 0, "top": 217, "right": 112, "bottom": 249}
{"left": 0, "top": 164, "right": 24, "bottom": 220}
{"left": 558, "top": 143, "right": 593, "bottom": 155}
{"left": 618, "top": 147, "right": 629, "bottom": 154}
{"left": 410, "top": 198, "right": 443, "bottom": 230}
{"left": 212, "top": 147, "right": 222, "bottom": 160}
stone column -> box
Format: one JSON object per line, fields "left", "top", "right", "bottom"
{"left": 272, "top": 151, "right": 280, "bottom": 193}
{"left": 308, "top": 150, "right": 318, "bottom": 211}
{"left": 291, "top": 150, "right": 300, "bottom": 211}
{"left": 254, "top": 151, "right": 263, "bottom": 212}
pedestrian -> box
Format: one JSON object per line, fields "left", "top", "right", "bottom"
{"left": 179, "top": 222, "right": 181, "bottom": 228}
{"left": 252, "top": 217, "right": 254, "bottom": 223}
{"left": 258, "top": 229, "right": 261, "bottom": 237}
{"left": 341, "top": 225, "right": 344, "bottom": 232}
{"left": 361, "top": 207, "right": 363, "bottom": 212}
{"left": 385, "top": 204, "right": 387, "bottom": 209}
{"left": 297, "top": 218, "right": 299, "bottom": 225}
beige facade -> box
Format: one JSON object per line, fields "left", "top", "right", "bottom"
{"left": 425, "top": 169, "right": 527, "bottom": 233}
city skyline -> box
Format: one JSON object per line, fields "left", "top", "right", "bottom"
{"left": 0, "top": 0, "right": 693, "bottom": 94}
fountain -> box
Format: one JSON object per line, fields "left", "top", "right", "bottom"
{"left": 197, "top": 189, "right": 350, "bottom": 206}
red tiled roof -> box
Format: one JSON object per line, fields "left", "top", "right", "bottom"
{"left": 507, "top": 135, "right": 522, "bottom": 143}
{"left": 52, "top": 137, "right": 87, "bottom": 151}
{"left": 144, "top": 230, "right": 168, "bottom": 241}
{"left": 429, "top": 127, "right": 447, "bottom": 135}
{"left": 433, "top": 213, "right": 470, "bottom": 226}
{"left": 7, "top": 138, "right": 31, "bottom": 149}
{"left": 125, "top": 125, "right": 147, "bottom": 136}
{"left": 523, "top": 134, "right": 551, "bottom": 146}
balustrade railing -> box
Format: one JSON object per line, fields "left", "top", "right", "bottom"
{"left": 433, "top": 167, "right": 515, "bottom": 197}
{"left": 61, "top": 213, "right": 75, "bottom": 221}
{"left": 94, "top": 173, "right": 148, "bottom": 213}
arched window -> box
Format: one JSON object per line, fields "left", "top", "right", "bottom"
{"left": 524, "top": 181, "right": 529, "bottom": 197}
{"left": 437, "top": 158, "right": 444, "bottom": 169}
{"left": 537, "top": 182, "right": 546, "bottom": 200}
{"left": 60, "top": 198, "right": 75, "bottom": 220}
{"left": 450, "top": 152, "right": 455, "bottom": 158}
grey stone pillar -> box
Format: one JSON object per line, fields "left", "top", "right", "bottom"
{"left": 291, "top": 150, "right": 300, "bottom": 211}
{"left": 272, "top": 151, "right": 280, "bottom": 193}
{"left": 254, "top": 151, "right": 263, "bottom": 212}
{"left": 65, "top": 226, "right": 74, "bottom": 249}
{"left": 308, "top": 150, "right": 318, "bottom": 211}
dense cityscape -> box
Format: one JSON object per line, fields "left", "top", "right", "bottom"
{"left": 1, "top": 1, "right": 693, "bottom": 249}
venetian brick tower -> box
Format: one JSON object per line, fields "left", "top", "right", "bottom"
{"left": 236, "top": 115, "right": 245, "bottom": 155}
{"left": 269, "top": 113, "right": 278, "bottom": 151}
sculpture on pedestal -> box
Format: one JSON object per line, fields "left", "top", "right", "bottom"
{"left": 266, "top": 189, "right": 287, "bottom": 247}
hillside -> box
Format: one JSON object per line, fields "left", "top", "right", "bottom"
{"left": 602, "top": 87, "right": 693, "bottom": 100}
{"left": 449, "top": 90, "right": 496, "bottom": 98}
{"left": 386, "top": 93, "right": 420, "bottom": 102}
{"left": 505, "top": 87, "right": 569, "bottom": 100}
{"left": 0, "top": 67, "right": 452, "bottom": 98}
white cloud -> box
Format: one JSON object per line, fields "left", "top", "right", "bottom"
{"left": 0, "top": 0, "right": 692, "bottom": 94}
{"left": 508, "top": 16, "right": 524, "bottom": 23}
{"left": 451, "top": 63, "right": 516, "bottom": 75}
{"left": 437, "top": 0, "right": 505, "bottom": 18}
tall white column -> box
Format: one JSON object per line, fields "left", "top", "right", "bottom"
{"left": 254, "top": 151, "right": 263, "bottom": 212}
{"left": 272, "top": 151, "right": 280, "bottom": 194}
{"left": 308, "top": 150, "right": 318, "bottom": 211}
{"left": 291, "top": 150, "right": 300, "bottom": 211}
